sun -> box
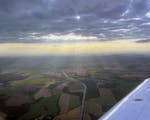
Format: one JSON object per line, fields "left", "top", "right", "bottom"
{"left": 75, "top": 15, "right": 81, "bottom": 20}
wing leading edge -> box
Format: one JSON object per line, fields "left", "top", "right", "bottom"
{"left": 99, "top": 78, "right": 150, "bottom": 120}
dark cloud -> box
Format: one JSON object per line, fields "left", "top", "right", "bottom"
{"left": 0, "top": 0, "right": 149, "bottom": 43}
{"left": 136, "top": 39, "right": 150, "bottom": 43}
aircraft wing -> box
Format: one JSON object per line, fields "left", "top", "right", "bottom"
{"left": 99, "top": 78, "right": 150, "bottom": 120}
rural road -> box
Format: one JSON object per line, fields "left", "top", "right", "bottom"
{"left": 62, "top": 71, "right": 87, "bottom": 120}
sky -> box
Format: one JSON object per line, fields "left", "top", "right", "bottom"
{"left": 0, "top": 41, "right": 150, "bottom": 56}
{"left": 0, "top": 0, "right": 150, "bottom": 56}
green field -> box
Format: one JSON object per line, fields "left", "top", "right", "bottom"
{"left": 20, "top": 94, "right": 60, "bottom": 120}
{"left": 69, "top": 95, "right": 80, "bottom": 110}
{"left": 12, "top": 78, "right": 56, "bottom": 86}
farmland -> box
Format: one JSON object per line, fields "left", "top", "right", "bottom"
{"left": 0, "top": 55, "right": 150, "bottom": 120}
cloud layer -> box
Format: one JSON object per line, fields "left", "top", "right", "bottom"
{"left": 0, "top": 0, "right": 150, "bottom": 43}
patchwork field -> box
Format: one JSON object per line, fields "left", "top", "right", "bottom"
{"left": 0, "top": 55, "right": 150, "bottom": 120}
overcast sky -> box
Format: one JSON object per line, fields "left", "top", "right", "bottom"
{"left": 0, "top": 0, "right": 150, "bottom": 43}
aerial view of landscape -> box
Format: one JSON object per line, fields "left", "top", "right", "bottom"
{"left": 0, "top": 0, "right": 150, "bottom": 120}
{"left": 0, "top": 55, "right": 150, "bottom": 120}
